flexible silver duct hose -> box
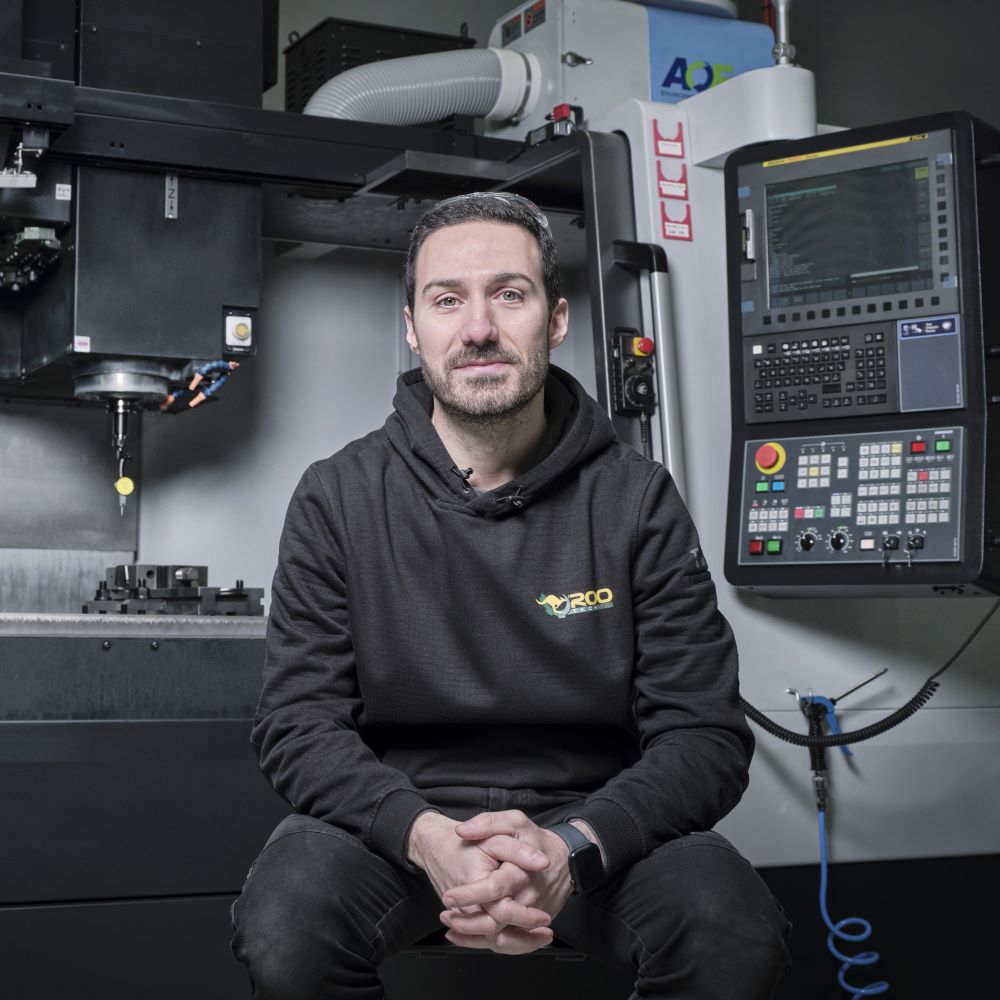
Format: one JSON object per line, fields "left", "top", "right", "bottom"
{"left": 303, "top": 48, "right": 539, "bottom": 125}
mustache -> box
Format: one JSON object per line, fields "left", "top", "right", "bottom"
{"left": 447, "top": 345, "right": 520, "bottom": 370}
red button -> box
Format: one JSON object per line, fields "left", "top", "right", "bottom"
{"left": 918, "top": 470, "right": 929, "bottom": 481}
{"left": 748, "top": 540, "right": 764, "bottom": 555}
{"left": 910, "top": 441, "right": 926, "bottom": 454}
{"left": 633, "top": 337, "right": 655, "bottom": 357}
{"left": 756, "top": 444, "right": 779, "bottom": 469}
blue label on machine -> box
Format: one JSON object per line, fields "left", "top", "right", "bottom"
{"left": 646, "top": 8, "right": 775, "bottom": 105}
{"left": 899, "top": 316, "right": 959, "bottom": 339}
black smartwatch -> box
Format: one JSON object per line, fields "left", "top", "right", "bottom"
{"left": 548, "top": 822, "right": 604, "bottom": 894}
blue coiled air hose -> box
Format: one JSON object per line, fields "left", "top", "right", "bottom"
{"left": 818, "top": 809, "right": 888, "bottom": 997}
{"left": 739, "top": 599, "right": 999, "bottom": 1000}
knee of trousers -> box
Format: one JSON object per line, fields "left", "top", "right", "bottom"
{"left": 232, "top": 821, "right": 401, "bottom": 995}
{"left": 637, "top": 840, "right": 791, "bottom": 983}
{"left": 657, "top": 880, "right": 791, "bottom": 975}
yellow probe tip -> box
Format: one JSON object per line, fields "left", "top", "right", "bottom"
{"left": 115, "top": 476, "right": 135, "bottom": 497}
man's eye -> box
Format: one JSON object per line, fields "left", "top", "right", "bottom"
{"left": 437, "top": 295, "right": 459, "bottom": 307}
{"left": 499, "top": 289, "right": 523, "bottom": 302}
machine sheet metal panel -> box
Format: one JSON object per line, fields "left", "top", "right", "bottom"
{"left": 0, "top": 618, "right": 284, "bottom": 906}
{"left": 78, "top": 0, "right": 264, "bottom": 106}
{"left": 20, "top": 167, "right": 261, "bottom": 373}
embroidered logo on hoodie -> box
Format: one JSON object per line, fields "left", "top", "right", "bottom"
{"left": 535, "top": 588, "right": 614, "bottom": 618}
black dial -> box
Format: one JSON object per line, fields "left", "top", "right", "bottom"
{"left": 829, "top": 531, "right": 849, "bottom": 551}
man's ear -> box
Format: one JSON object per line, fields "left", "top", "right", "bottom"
{"left": 404, "top": 306, "right": 420, "bottom": 355}
{"left": 548, "top": 298, "right": 569, "bottom": 350}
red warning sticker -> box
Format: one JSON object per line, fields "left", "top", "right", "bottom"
{"left": 657, "top": 161, "right": 688, "bottom": 200}
{"left": 652, "top": 119, "right": 684, "bottom": 158}
{"left": 661, "top": 202, "right": 693, "bottom": 241}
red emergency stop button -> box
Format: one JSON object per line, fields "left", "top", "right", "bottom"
{"left": 754, "top": 441, "right": 786, "bottom": 474}
{"left": 632, "top": 337, "right": 655, "bottom": 357}
{"left": 756, "top": 444, "right": 779, "bottom": 468}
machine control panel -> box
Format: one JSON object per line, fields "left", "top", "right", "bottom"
{"left": 737, "top": 427, "right": 963, "bottom": 566}
{"left": 724, "top": 114, "right": 1000, "bottom": 595}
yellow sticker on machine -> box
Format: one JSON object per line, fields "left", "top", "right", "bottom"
{"left": 762, "top": 134, "right": 930, "bottom": 168}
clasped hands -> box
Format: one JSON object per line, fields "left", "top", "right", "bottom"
{"left": 406, "top": 809, "right": 575, "bottom": 955}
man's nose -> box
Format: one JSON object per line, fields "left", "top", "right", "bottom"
{"left": 460, "top": 298, "right": 499, "bottom": 345}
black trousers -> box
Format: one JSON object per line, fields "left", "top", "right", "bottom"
{"left": 231, "top": 811, "right": 791, "bottom": 1000}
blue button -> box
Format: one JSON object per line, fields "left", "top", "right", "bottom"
{"left": 771, "top": 480, "right": 786, "bottom": 491}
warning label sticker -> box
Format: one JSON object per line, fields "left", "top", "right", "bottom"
{"left": 525, "top": 1, "right": 546, "bottom": 33}
{"left": 661, "top": 202, "right": 692, "bottom": 241}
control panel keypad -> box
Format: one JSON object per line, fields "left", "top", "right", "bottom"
{"left": 745, "top": 327, "right": 899, "bottom": 423}
{"left": 738, "top": 428, "right": 962, "bottom": 565}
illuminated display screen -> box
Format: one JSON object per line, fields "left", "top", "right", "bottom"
{"left": 766, "top": 159, "right": 934, "bottom": 309}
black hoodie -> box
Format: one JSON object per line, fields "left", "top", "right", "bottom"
{"left": 253, "top": 366, "right": 753, "bottom": 881}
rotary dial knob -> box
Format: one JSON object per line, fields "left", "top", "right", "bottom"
{"left": 828, "top": 530, "right": 851, "bottom": 552}
{"left": 797, "top": 531, "right": 818, "bottom": 552}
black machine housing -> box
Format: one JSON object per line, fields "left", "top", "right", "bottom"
{"left": 0, "top": 1, "right": 268, "bottom": 400}
{"left": 724, "top": 112, "right": 1000, "bottom": 596}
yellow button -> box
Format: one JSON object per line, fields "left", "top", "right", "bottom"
{"left": 115, "top": 476, "right": 135, "bottom": 497}
{"left": 891, "top": 442, "right": 902, "bottom": 454}
{"left": 808, "top": 466, "right": 820, "bottom": 477}
{"left": 234, "top": 322, "right": 250, "bottom": 339}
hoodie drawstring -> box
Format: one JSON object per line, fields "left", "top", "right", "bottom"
{"left": 494, "top": 487, "right": 525, "bottom": 511}
{"left": 450, "top": 466, "right": 474, "bottom": 494}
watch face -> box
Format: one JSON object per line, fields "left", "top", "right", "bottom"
{"left": 570, "top": 842, "right": 604, "bottom": 893}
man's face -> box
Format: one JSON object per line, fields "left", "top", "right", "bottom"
{"left": 404, "top": 220, "right": 568, "bottom": 422}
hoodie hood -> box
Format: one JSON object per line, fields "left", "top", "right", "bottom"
{"left": 384, "top": 365, "right": 618, "bottom": 517}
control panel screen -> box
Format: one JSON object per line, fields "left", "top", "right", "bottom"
{"left": 766, "top": 159, "right": 934, "bottom": 309}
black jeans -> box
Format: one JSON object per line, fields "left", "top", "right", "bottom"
{"left": 231, "top": 812, "right": 791, "bottom": 1000}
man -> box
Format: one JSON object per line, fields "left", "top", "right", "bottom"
{"left": 231, "top": 192, "right": 790, "bottom": 998}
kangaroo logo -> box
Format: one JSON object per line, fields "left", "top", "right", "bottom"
{"left": 536, "top": 593, "right": 572, "bottom": 619}
{"left": 536, "top": 588, "right": 615, "bottom": 620}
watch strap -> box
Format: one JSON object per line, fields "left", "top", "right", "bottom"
{"left": 548, "top": 821, "right": 604, "bottom": 894}
{"left": 548, "top": 821, "right": 591, "bottom": 853}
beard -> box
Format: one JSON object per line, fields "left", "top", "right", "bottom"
{"left": 417, "top": 335, "right": 550, "bottom": 425}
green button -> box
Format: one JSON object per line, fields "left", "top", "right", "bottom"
{"left": 814, "top": 507, "right": 826, "bottom": 518}
{"left": 766, "top": 539, "right": 783, "bottom": 554}
{"left": 935, "top": 440, "right": 951, "bottom": 452}
{"left": 755, "top": 481, "right": 770, "bottom": 492}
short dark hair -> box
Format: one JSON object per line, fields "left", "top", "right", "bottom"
{"left": 405, "top": 192, "right": 561, "bottom": 315}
